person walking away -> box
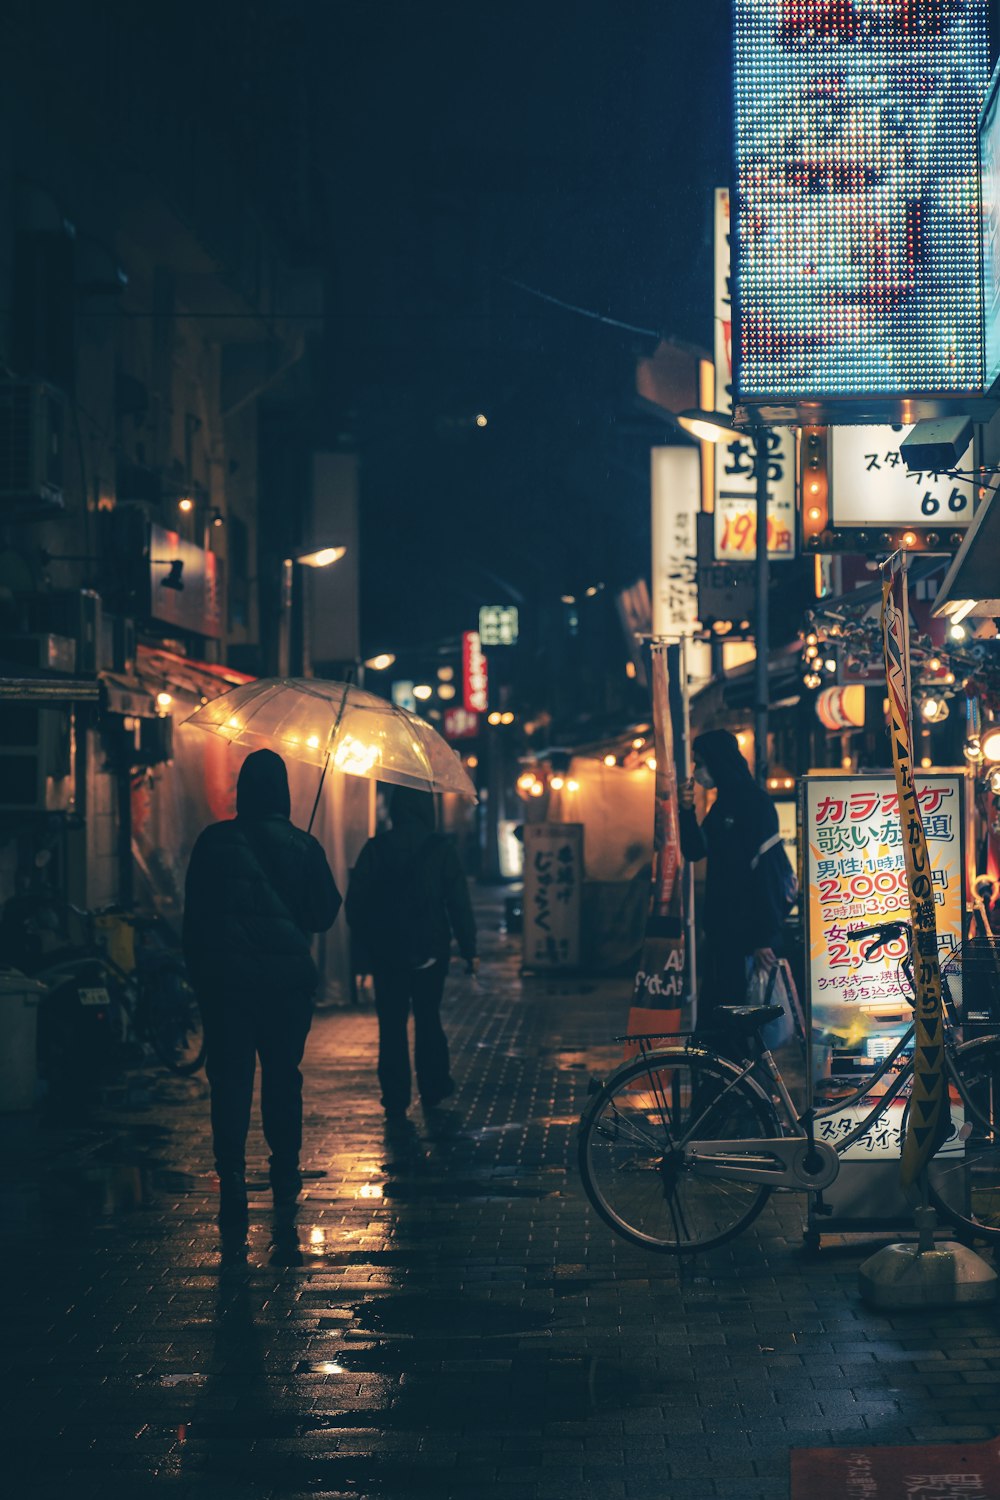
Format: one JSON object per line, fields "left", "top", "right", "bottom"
{"left": 183, "top": 749, "right": 341, "bottom": 1257}
{"left": 345, "top": 784, "right": 477, "bottom": 1126}
{"left": 678, "top": 729, "right": 795, "bottom": 1041}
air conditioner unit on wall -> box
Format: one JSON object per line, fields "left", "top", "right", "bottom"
{"left": 22, "top": 592, "right": 102, "bottom": 675}
{"left": 0, "top": 704, "right": 73, "bottom": 812}
{"left": 0, "top": 381, "right": 66, "bottom": 518}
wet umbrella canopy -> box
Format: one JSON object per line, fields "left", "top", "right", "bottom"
{"left": 183, "top": 678, "right": 477, "bottom": 800}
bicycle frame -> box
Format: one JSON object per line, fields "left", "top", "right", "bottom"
{"left": 621, "top": 1022, "right": 1000, "bottom": 1193}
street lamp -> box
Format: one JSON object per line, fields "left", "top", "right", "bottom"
{"left": 676, "top": 407, "right": 774, "bottom": 787}
{"left": 278, "top": 545, "right": 347, "bottom": 678}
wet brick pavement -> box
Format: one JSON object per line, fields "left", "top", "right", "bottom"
{"left": 3, "top": 889, "right": 1000, "bottom": 1499}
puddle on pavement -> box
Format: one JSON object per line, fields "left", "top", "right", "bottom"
{"left": 351, "top": 1295, "right": 551, "bottom": 1338}
{"left": 382, "top": 1176, "right": 558, "bottom": 1202}
{"left": 69, "top": 1162, "right": 146, "bottom": 1213}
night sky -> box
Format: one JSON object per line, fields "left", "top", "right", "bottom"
{"left": 314, "top": 2, "right": 733, "bottom": 656}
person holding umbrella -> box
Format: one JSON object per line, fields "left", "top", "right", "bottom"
{"left": 346, "top": 785, "right": 477, "bottom": 1126}
{"left": 183, "top": 748, "right": 341, "bottom": 1258}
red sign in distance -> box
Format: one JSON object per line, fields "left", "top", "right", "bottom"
{"left": 462, "top": 630, "right": 488, "bottom": 713}
{"left": 443, "top": 707, "right": 479, "bottom": 741}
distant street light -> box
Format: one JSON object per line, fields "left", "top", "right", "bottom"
{"left": 296, "top": 546, "right": 346, "bottom": 569}
{"left": 365, "top": 653, "right": 396, "bottom": 671}
{"left": 279, "top": 544, "right": 348, "bottom": 676}
{"left": 413, "top": 684, "right": 433, "bottom": 701}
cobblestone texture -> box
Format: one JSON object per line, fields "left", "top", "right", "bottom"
{"left": 2, "top": 891, "right": 999, "bottom": 1498}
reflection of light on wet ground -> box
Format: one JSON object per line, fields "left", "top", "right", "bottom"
{"left": 158, "top": 1373, "right": 206, "bottom": 1387}
{"left": 358, "top": 1183, "right": 384, "bottom": 1198}
{"left": 308, "top": 1226, "right": 326, "bottom": 1255}
{"left": 316, "top": 1361, "right": 345, "bottom": 1374}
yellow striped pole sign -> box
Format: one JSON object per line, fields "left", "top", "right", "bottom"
{"left": 881, "top": 552, "right": 949, "bottom": 1188}
{"left": 626, "top": 643, "right": 685, "bottom": 1048}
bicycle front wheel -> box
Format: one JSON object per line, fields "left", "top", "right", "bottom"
{"left": 578, "top": 1049, "right": 778, "bottom": 1253}
{"left": 145, "top": 961, "right": 206, "bottom": 1075}
{"left": 925, "top": 1035, "right": 1000, "bottom": 1242}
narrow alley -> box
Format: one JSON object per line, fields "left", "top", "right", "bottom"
{"left": 3, "top": 892, "right": 999, "bottom": 1500}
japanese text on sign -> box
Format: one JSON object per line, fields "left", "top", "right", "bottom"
{"left": 522, "top": 823, "right": 582, "bottom": 971}
{"left": 830, "top": 426, "right": 974, "bottom": 529}
{"left": 478, "top": 605, "right": 519, "bottom": 646}
{"left": 713, "top": 187, "right": 796, "bottom": 560}
{"left": 462, "top": 630, "right": 488, "bottom": 713}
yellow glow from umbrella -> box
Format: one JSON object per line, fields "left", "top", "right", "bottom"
{"left": 334, "top": 736, "right": 381, "bottom": 776}
{"left": 307, "top": 734, "right": 320, "bottom": 749}
{"left": 226, "top": 716, "right": 240, "bottom": 730}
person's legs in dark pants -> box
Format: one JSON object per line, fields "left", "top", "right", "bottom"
{"left": 203, "top": 996, "right": 258, "bottom": 1238}
{"left": 373, "top": 968, "right": 413, "bottom": 1117}
{"left": 411, "top": 961, "right": 452, "bottom": 1106}
{"left": 696, "top": 939, "right": 750, "bottom": 1056}
{"left": 256, "top": 993, "right": 312, "bottom": 1247}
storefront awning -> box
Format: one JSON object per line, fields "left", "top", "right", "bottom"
{"left": 136, "top": 645, "right": 254, "bottom": 703}
{"left": 932, "top": 490, "right": 1000, "bottom": 618}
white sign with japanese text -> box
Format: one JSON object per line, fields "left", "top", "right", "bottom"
{"left": 651, "top": 447, "right": 699, "bottom": 636}
{"left": 804, "top": 772, "right": 966, "bottom": 1160}
{"left": 713, "top": 185, "right": 796, "bottom": 562}
{"left": 830, "top": 426, "right": 974, "bottom": 528}
{"left": 522, "top": 823, "right": 583, "bottom": 970}
{"left": 478, "top": 604, "right": 519, "bottom": 646}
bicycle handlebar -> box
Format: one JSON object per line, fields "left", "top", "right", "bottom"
{"left": 847, "top": 920, "right": 912, "bottom": 944}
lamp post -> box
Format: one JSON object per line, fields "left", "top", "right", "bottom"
{"left": 677, "top": 408, "right": 773, "bottom": 786}
{"left": 278, "top": 545, "right": 347, "bottom": 678}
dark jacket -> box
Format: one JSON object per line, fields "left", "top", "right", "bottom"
{"left": 183, "top": 749, "right": 341, "bottom": 998}
{"left": 679, "top": 730, "right": 788, "bottom": 955}
{"left": 345, "top": 785, "right": 476, "bottom": 969}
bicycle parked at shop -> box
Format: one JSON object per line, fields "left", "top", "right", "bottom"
{"left": 3, "top": 896, "right": 205, "bottom": 1095}
{"left": 577, "top": 919, "right": 1000, "bottom": 1253}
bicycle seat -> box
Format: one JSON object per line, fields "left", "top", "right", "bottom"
{"left": 715, "top": 1004, "right": 784, "bottom": 1032}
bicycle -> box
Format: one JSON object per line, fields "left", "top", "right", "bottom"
{"left": 35, "top": 903, "right": 205, "bottom": 1083}
{"left": 577, "top": 918, "right": 1000, "bottom": 1253}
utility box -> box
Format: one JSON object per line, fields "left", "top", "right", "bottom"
{"left": 0, "top": 971, "right": 45, "bottom": 1111}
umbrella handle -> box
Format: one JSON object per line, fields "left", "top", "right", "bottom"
{"left": 306, "top": 679, "right": 352, "bottom": 835}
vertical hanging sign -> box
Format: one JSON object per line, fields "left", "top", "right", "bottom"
{"left": 462, "top": 630, "right": 488, "bottom": 713}
{"left": 627, "top": 644, "right": 685, "bottom": 1041}
{"left": 651, "top": 447, "right": 699, "bottom": 636}
{"left": 713, "top": 186, "right": 796, "bottom": 562}
{"left": 881, "top": 553, "right": 948, "bottom": 1187}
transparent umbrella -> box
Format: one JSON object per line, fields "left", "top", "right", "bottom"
{"left": 183, "top": 678, "right": 477, "bottom": 828}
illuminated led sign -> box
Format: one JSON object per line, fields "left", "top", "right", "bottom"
{"left": 980, "top": 58, "right": 1000, "bottom": 390}
{"left": 733, "top": 0, "right": 988, "bottom": 404}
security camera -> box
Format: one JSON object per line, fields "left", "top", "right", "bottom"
{"left": 899, "top": 416, "right": 973, "bottom": 472}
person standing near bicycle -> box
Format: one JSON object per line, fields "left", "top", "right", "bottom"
{"left": 345, "top": 784, "right": 477, "bottom": 1128}
{"left": 679, "top": 729, "right": 795, "bottom": 1039}
{"left": 183, "top": 748, "right": 341, "bottom": 1258}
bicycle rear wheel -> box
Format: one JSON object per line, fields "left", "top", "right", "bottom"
{"left": 145, "top": 961, "right": 206, "bottom": 1075}
{"left": 578, "top": 1049, "right": 778, "bottom": 1253}
{"left": 925, "top": 1035, "right": 1000, "bottom": 1242}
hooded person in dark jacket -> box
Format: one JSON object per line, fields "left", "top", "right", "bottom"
{"left": 679, "top": 730, "right": 791, "bottom": 1034}
{"left": 346, "top": 784, "right": 476, "bottom": 1125}
{"left": 183, "top": 748, "right": 340, "bottom": 1254}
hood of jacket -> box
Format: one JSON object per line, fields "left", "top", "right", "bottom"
{"left": 236, "top": 748, "right": 291, "bottom": 819}
{"left": 389, "top": 784, "right": 435, "bottom": 831}
{"left": 693, "top": 729, "right": 755, "bottom": 798}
